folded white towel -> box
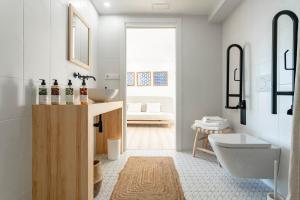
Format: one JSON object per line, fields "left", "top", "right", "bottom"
{"left": 200, "top": 121, "right": 227, "bottom": 127}
{"left": 196, "top": 119, "right": 228, "bottom": 126}
{"left": 202, "top": 116, "right": 226, "bottom": 123}
{"left": 192, "top": 119, "right": 230, "bottom": 131}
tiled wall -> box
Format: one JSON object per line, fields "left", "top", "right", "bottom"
{"left": 0, "top": 0, "right": 99, "bottom": 199}
{"left": 222, "top": 0, "right": 300, "bottom": 196}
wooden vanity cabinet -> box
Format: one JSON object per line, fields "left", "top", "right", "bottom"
{"left": 32, "top": 102, "right": 123, "bottom": 200}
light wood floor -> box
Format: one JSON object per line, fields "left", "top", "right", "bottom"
{"left": 126, "top": 125, "right": 175, "bottom": 150}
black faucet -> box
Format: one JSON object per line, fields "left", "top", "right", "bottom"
{"left": 73, "top": 72, "right": 96, "bottom": 81}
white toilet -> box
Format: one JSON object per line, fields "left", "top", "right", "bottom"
{"left": 208, "top": 133, "right": 281, "bottom": 179}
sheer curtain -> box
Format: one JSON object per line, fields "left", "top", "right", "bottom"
{"left": 286, "top": 30, "right": 300, "bottom": 200}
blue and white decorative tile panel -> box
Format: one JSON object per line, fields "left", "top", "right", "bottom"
{"left": 153, "top": 71, "right": 168, "bottom": 86}
{"left": 137, "top": 72, "right": 151, "bottom": 86}
{"left": 127, "top": 72, "right": 135, "bottom": 86}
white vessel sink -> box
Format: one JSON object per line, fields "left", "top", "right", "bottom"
{"left": 88, "top": 88, "right": 119, "bottom": 102}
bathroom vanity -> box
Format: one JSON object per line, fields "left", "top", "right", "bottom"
{"left": 32, "top": 101, "right": 123, "bottom": 200}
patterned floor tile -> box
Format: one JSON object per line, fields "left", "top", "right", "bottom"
{"left": 94, "top": 150, "right": 271, "bottom": 200}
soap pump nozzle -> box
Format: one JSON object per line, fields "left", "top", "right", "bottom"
{"left": 82, "top": 79, "right": 86, "bottom": 86}
{"left": 39, "top": 79, "right": 46, "bottom": 86}
{"left": 68, "top": 79, "right": 72, "bottom": 86}
{"left": 53, "top": 79, "right": 58, "bottom": 86}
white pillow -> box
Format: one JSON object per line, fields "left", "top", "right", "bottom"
{"left": 127, "top": 103, "right": 142, "bottom": 112}
{"left": 146, "top": 103, "right": 161, "bottom": 113}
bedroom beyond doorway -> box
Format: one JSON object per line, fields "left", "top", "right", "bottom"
{"left": 125, "top": 28, "right": 176, "bottom": 150}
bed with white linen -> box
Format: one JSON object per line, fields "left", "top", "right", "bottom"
{"left": 126, "top": 96, "right": 174, "bottom": 126}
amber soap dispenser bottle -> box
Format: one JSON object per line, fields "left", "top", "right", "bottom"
{"left": 80, "top": 79, "right": 88, "bottom": 105}
{"left": 51, "top": 79, "right": 60, "bottom": 105}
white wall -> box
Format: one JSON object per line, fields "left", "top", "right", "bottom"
{"left": 181, "top": 16, "right": 223, "bottom": 149}
{"left": 98, "top": 15, "right": 223, "bottom": 150}
{"left": 222, "top": 0, "right": 300, "bottom": 196}
{"left": 126, "top": 28, "right": 176, "bottom": 98}
{"left": 0, "top": 0, "right": 99, "bottom": 199}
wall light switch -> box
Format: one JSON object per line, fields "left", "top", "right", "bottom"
{"left": 257, "top": 74, "right": 271, "bottom": 92}
{"left": 105, "top": 73, "right": 120, "bottom": 80}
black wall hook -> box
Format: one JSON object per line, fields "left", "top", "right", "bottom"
{"left": 225, "top": 44, "right": 246, "bottom": 125}
{"left": 272, "top": 10, "right": 298, "bottom": 115}
{"left": 93, "top": 115, "right": 103, "bottom": 133}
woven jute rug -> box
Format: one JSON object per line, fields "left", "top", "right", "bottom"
{"left": 110, "top": 157, "right": 185, "bottom": 200}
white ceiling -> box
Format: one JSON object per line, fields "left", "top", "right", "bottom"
{"left": 91, "top": 0, "right": 223, "bottom": 15}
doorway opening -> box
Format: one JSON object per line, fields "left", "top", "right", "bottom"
{"left": 125, "top": 27, "right": 176, "bottom": 150}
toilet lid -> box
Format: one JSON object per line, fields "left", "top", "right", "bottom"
{"left": 208, "top": 133, "right": 271, "bottom": 148}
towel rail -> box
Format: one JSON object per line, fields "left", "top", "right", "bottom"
{"left": 272, "top": 10, "right": 298, "bottom": 115}
{"left": 225, "top": 44, "right": 246, "bottom": 125}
